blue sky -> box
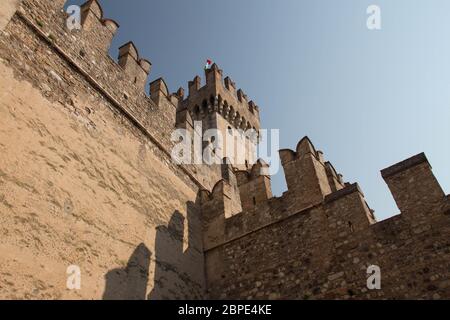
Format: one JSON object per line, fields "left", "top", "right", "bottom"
{"left": 67, "top": 0, "right": 450, "bottom": 220}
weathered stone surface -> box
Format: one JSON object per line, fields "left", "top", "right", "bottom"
{"left": 0, "top": 0, "right": 448, "bottom": 300}
{"left": 201, "top": 142, "right": 449, "bottom": 300}
{"left": 0, "top": 0, "right": 207, "bottom": 299}
{"left": 0, "top": 0, "right": 19, "bottom": 31}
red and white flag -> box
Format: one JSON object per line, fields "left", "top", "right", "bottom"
{"left": 205, "top": 59, "right": 212, "bottom": 70}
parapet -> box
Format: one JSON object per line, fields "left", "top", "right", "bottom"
{"left": 205, "top": 63, "right": 223, "bottom": 85}
{"left": 199, "top": 136, "right": 447, "bottom": 262}
{"left": 381, "top": 152, "right": 429, "bottom": 179}
{"left": 224, "top": 77, "right": 236, "bottom": 93}
{"left": 324, "top": 183, "right": 375, "bottom": 237}
{"left": 200, "top": 160, "right": 242, "bottom": 250}
{"left": 74, "top": 1, "right": 155, "bottom": 94}
{"left": 149, "top": 77, "right": 169, "bottom": 106}
{"left": 80, "top": 0, "right": 119, "bottom": 50}
{"left": 235, "top": 160, "right": 273, "bottom": 212}
{"left": 324, "top": 183, "right": 364, "bottom": 204}
{"left": 182, "top": 64, "right": 261, "bottom": 131}
{"left": 279, "top": 137, "right": 344, "bottom": 211}
{"left": 200, "top": 160, "right": 242, "bottom": 211}
{"left": 202, "top": 148, "right": 449, "bottom": 299}
{"left": 5, "top": 0, "right": 190, "bottom": 181}
{"left": 381, "top": 153, "right": 446, "bottom": 217}
{"left": 237, "top": 89, "right": 247, "bottom": 103}
{"left": 188, "top": 76, "right": 201, "bottom": 96}
{"left": 325, "top": 161, "right": 345, "bottom": 192}
{"left": 118, "top": 42, "right": 152, "bottom": 90}
{"left": 81, "top": 0, "right": 103, "bottom": 26}
{"left": 199, "top": 138, "right": 352, "bottom": 246}
{"left": 279, "top": 136, "right": 320, "bottom": 165}
{"left": 235, "top": 159, "right": 270, "bottom": 184}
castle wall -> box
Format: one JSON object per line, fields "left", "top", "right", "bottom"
{"left": 0, "top": 0, "right": 208, "bottom": 299}
{"left": 3, "top": 0, "right": 221, "bottom": 191}
{"left": 0, "top": 0, "right": 448, "bottom": 301}
{"left": 205, "top": 200, "right": 449, "bottom": 299}
{"left": 202, "top": 143, "right": 450, "bottom": 300}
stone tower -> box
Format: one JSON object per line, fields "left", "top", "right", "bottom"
{"left": 0, "top": 0, "right": 448, "bottom": 301}
{"left": 176, "top": 64, "right": 261, "bottom": 170}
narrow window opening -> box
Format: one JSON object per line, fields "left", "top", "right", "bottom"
{"left": 348, "top": 221, "right": 354, "bottom": 233}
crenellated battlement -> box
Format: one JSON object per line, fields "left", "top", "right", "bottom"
{"left": 79, "top": 0, "right": 120, "bottom": 53}
{"left": 279, "top": 137, "right": 346, "bottom": 212}
{"left": 201, "top": 136, "right": 448, "bottom": 256}
{"left": 202, "top": 137, "right": 449, "bottom": 299}
{"left": 118, "top": 41, "right": 152, "bottom": 90}
{"left": 234, "top": 160, "right": 273, "bottom": 212}
{"left": 0, "top": 0, "right": 234, "bottom": 191}
{"left": 1, "top": 0, "right": 449, "bottom": 301}
{"left": 381, "top": 153, "right": 447, "bottom": 218}
{"left": 80, "top": 0, "right": 119, "bottom": 33}
{"left": 180, "top": 63, "right": 261, "bottom": 132}
{"left": 177, "top": 62, "right": 261, "bottom": 171}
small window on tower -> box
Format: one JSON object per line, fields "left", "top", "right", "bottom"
{"left": 245, "top": 160, "right": 249, "bottom": 168}
{"left": 253, "top": 197, "right": 257, "bottom": 206}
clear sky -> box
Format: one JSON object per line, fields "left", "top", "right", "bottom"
{"left": 67, "top": 0, "right": 450, "bottom": 220}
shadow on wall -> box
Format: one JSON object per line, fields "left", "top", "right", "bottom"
{"left": 102, "top": 201, "right": 199, "bottom": 300}
{"left": 102, "top": 243, "right": 151, "bottom": 300}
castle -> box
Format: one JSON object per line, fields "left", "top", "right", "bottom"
{"left": 0, "top": 0, "right": 448, "bottom": 300}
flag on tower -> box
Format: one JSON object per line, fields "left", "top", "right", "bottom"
{"left": 205, "top": 59, "right": 213, "bottom": 70}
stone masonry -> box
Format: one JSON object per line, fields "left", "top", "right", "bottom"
{"left": 0, "top": 0, "right": 448, "bottom": 300}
